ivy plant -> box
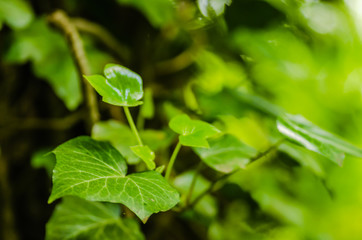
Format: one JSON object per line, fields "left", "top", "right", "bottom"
{"left": 45, "top": 62, "right": 362, "bottom": 239}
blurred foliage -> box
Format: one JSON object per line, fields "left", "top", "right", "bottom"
{"left": 2, "top": 0, "right": 362, "bottom": 239}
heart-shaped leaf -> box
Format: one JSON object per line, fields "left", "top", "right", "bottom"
{"left": 193, "top": 134, "right": 257, "bottom": 173}
{"left": 130, "top": 145, "right": 156, "bottom": 170}
{"left": 84, "top": 64, "right": 143, "bottom": 107}
{"left": 169, "top": 114, "right": 221, "bottom": 148}
{"left": 277, "top": 114, "right": 362, "bottom": 166}
{"left": 48, "top": 136, "right": 180, "bottom": 221}
{"left": 46, "top": 197, "right": 144, "bottom": 240}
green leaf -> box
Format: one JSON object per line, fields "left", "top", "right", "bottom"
{"left": 46, "top": 197, "right": 144, "bottom": 240}
{"left": 169, "top": 114, "right": 221, "bottom": 148}
{"left": 0, "top": 0, "right": 34, "bottom": 30}
{"left": 155, "top": 165, "right": 165, "bottom": 174}
{"left": 92, "top": 120, "right": 140, "bottom": 164}
{"left": 116, "top": 0, "right": 175, "bottom": 27}
{"left": 277, "top": 114, "right": 362, "bottom": 166}
{"left": 193, "top": 134, "right": 257, "bottom": 173}
{"left": 49, "top": 136, "right": 180, "bottom": 221}
{"left": 85, "top": 64, "right": 143, "bottom": 107}
{"left": 279, "top": 142, "right": 329, "bottom": 178}
{"left": 130, "top": 145, "right": 156, "bottom": 170}
{"left": 5, "top": 18, "right": 82, "bottom": 110}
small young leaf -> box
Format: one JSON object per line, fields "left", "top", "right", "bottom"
{"left": 46, "top": 197, "right": 144, "bottom": 240}
{"left": 155, "top": 165, "right": 165, "bottom": 174}
{"left": 130, "top": 145, "right": 156, "bottom": 170}
{"left": 193, "top": 134, "right": 257, "bottom": 173}
{"left": 169, "top": 114, "right": 221, "bottom": 148}
{"left": 85, "top": 64, "right": 143, "bottom": 107}
{"left": 277, "top": 114, "right": 362, "bottom": 166}
{"left": 49, "top": 136, "right": 180, "bottom": 221}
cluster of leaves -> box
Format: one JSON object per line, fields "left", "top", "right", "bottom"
{"left": 3, "top": 0, "right": 362, "bottom": 239}
{"left": 44, "top": 62, "right": 362, "bottom": 239}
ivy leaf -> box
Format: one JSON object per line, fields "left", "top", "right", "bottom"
{"left": 130, "top": 145, "right": 156, "bottom": 170}
{"left": 169, "top": 114, "right": 221, "bottom": 148}
{"left": 277, "top": 114, "right": 362, "bottom": 166}
{"left": 193, "top": 134, "right": 257, "bottom": 173}
{"left": 85, "top": 64, "right": 143, "bottom": 107}
{"left": 46, "top": 196, "right": 144, "bottom": 240}
{"left": 49, "top": 136, "right": 180, "bottom": 222}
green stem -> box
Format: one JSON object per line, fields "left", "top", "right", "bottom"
{"left": 123, "top": 106, "right": 143, "bottom": 146}
{"left": 165, "top": 141, "right": 182, "bottom": 180}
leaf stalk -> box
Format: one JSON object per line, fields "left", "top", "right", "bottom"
{"left": 165, "top": 141, "right": 182, "bottom": 180}
{"left": 123, "top": 106, "right": 143, "bottom": 146}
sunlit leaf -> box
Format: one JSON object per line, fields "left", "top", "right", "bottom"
{"left": 85, "top": 64, "right": 143, "bottom": 107}
{"left": 277, "top": 114, "right": 362, "bottom": 166}
{"left": 169, "top": 114, "right": 221, "bottom": 148}
{"left": 218, "top": 115, "right": 269, "bottom": 150}
{"left": 49, "top": 136, "right": 180, "bottom": 221}
{"left": 193, "top": 134, "right": 257, "bottom": 173}
{"left": 46, "top": 196, "right": 144, "bottom": 240}
{"left": 130, "top": 145, "right": 155, "bottom": 170}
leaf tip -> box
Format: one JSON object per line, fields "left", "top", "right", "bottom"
{"left": 141, "top": 217, "right": 149, "bottom": 224}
